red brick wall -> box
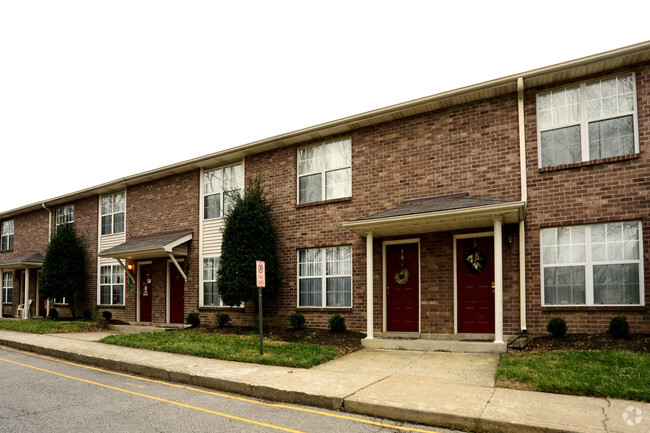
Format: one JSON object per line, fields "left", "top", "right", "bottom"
{"left": 524, "top": 62, "right": 650, "bottom": 334}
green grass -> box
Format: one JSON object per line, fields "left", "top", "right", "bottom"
{"left": 0, "top": 318, "right": 102, "bottom": 334}
{"left": 497, "top": 350, "right": 650, "bottom": 402}
{"left": 100, "top": 329, "right": 341, "bottom": 369}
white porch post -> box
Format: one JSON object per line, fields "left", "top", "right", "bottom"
{"left": 23, "top": 267, "right": 30, "bottom": 319}
{"left": 366, "top": 232, "right": 374, "bottom": 339}
{"left": 493, "top": 217, "right": 504, "bottom": 344}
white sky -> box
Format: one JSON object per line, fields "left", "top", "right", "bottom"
{"left": 1, "top": 1, "right": 648, "bottom": 213}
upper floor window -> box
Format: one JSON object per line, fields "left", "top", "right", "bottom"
{"left": 203, "top": 164, "right": 242, "bottom": 220}
{"left": 297, "top": 138, "right": 351, "bottom": 204}
{"left": 1, "top": 220, "right": 14, "bottom": 251}
{"left": 99, "top": 264, "right": 124, "bottom": 305}
{"left": 537, "top": 73, "right": 638, "bottom": 168}
{"left": 56, "top": 205, "right": 74, "bottom": 228}
{"left": 541, "top": 221, "right": 643, "bottom": 306}
{"left": 298, "top": 245, "right": 352, "bottom": 307}
{"left": 101, "top": 192, "right": 125, "bottom": 235}
{"left": 2, "top": 272, "right": 12, "bottom": 303}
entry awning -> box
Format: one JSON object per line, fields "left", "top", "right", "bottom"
{"left": 98, "top": 230, "right": 193, "bottom": 260}
{"left": 0, "top": 251, "right": 45, "bottom": 269}
{"left": 342, "top": 193, "right": 525, "bottom": 237}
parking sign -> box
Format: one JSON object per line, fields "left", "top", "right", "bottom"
{"left": 256, "top": 261, "right": 265, "bottom": 287}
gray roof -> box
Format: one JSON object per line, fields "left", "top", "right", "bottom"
{"left": 354, "top": 193, "right": 519, "bottom": 222}
{"left": 0, "top": 251, "right": 45, "bottom": 268}
{"left": 98, "top": 230, "right": 193, "bottom": 260}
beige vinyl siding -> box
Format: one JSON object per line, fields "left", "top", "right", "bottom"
{"left": 202, "top": 218, "right": 224, "bottom": 256}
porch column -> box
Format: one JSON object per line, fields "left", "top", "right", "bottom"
{"left": 23, "top": 267, "right": 30, "bottom": 319}
{"left": 493, "top": 217, "right": 504, "bottom": 344}
{"left": 366, "top": 232, "right": 374, "bottom": 339}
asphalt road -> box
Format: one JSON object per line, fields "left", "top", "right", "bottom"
{"left": 0, "top": 346, "right": 466, "bottom": 433}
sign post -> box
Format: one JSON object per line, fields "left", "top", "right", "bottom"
{"left": 256, "top": 261, "right": 265, "bottom": 356}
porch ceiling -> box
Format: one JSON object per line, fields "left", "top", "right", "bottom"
{"left": 342, "top": 194, "right": 525, "bottom": 237}
{"left": 98, "top": 230, "right": 193, "bottom": 261}
{"left": 0, "top": 251, "right": 45, "bottom": 269}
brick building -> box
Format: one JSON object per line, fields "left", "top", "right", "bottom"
{"left": 1, "top": 42, "right": 648, "bottom": 350}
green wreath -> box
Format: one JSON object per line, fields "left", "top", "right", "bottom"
{"left": 394, "top": 267, "right": 409, "bottom": 285}
{"left": 463, "top": 247, "right": 486, "bottom": 274}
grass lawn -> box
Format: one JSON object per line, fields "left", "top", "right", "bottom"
{"left": 0, "top": 318, "right": 102, "bottom": 334}
{"left": 100, "top": 329, "right": 341, "bottom": 369}
{"left": 497, "top": 350, "right": 650, "bottom": 402}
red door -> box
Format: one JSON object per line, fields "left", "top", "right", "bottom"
{"left": 457, "top": 237, "right": 495, "bottom": 334}
{"left": 386, "top": 243, "right": 419, "bottom": 332}
{"left": 139, "top": 264, "right": 152, "bottom": 322}
{"left": 169, "top": 264, "right": 185, "bottom": 324}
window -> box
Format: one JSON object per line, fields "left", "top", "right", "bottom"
{"left": 298, "top": 246, "right": 352, "bottom": 307}
{"left": 537, "top": 73, "right": 637, "bottom": 167}
{"left": 56, "top": 205, "right": 74, "bottom": 228}
{"left": 297, "top": 138, "right": 351, "bottom": 204}
{"left": 1, "top": 220, "right": 14, "bottom": 251}
{"left": 99, "top": 265, "right": 125, "bottom": 305}
{"left": 541, "top": 221, "right": 643, "bottom": 306}
{"left": 54, "top": 297, "right": 67, "bottom": 305}
{"left": 203, "top": 164, "right": 242, "bottom": 220}
{"left": 203, "top": 257, "right": 221, "bottom": 306}
{"left": 2, "top": 272, "right": 12, "bottom": 303}
{"left": 101, "top": 192, "right": 125, "bottom": 235}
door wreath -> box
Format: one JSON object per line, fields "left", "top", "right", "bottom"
{"left": 463, "top": 247, "right": 486, "bottom": 273}
{"left": 394, "top": 266, "right": 409, "bottom": 285}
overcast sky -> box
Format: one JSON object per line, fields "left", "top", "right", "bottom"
{"left": 0, "top": 1, "right": 648, "bottom": 213}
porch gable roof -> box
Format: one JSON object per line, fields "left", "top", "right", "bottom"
{"left": 0, "top": 251, "right": 45, "bottom": 269}
{"left": 98, "top": 230, "right": 193, "bottom": 260}
{"left": 342, "top": 193, "right": 525, "bottom": 237}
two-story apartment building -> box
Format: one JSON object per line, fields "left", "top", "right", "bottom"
{"left": 1, "top": 42, "right": 648, "bottom": 350}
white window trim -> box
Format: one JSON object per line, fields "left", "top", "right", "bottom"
{"left": 536, "top": 72, "right": 640, "bottom": 168}
{"left": 540, "top": 221, "right": 645, "bottom": 307}
{"left": 1, "top": 220, "right": 14, "bottom": 251}
{"left": 296, "top": 245, "right": 353, "bottom": 308}
{"left": 98, "top": 264, "right": 126, "bottom": 306}
{"left": 296, "top": 137, "right": 352, "bottom": 205}
{"left": 2, "top": 272, "right": 13, "bottom": 304}
{"left": 99, "top": 191, "right": 126, "bottom": 236}
{"left": 200, "top": 256, "right": 222, "bottom": 307}
{"left": 202, "top": 163, "right": 243, "bottom": 221}
{"left": 56, "top": 205, "right": 75, "bottom": 228}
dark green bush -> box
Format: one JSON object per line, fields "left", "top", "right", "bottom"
{"left": 48, "top": 308, "right": 59, "bottom": 320}
{"left": 82, "top": 309, "right": 92, "bottom": 320}
{"left": 39, "top": 308, "right": 47, "bottom": 318}
{"left": 102, "top": 310, "right": 112, "bottom": 321}
{"left": 217, "top": 312, "right": 231, "bottom": 328}
{"left": 609, "top": 316, "right": 630, "bottom": 339}
{"left": 547, "top": 317, "right": 567, "bottom": 339}
{"left": 329, "top": 314, "right": 346, "bottom": 333}
{"left": 289, "top": 313, "right": 305, "bottom": 330}
{"left": 186, "top": 312, "right": 201, "bottom": 327}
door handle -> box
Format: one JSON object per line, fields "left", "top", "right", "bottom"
{"left": 386, "top": 286, "right": 389, "bottom": 295}
{"left": 491, "top": 282, "right": 495, "bottom": 293}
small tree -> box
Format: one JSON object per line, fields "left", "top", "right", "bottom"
{"left": 39, "top": 224, "right": 86, "bottom": 318}
{"left": 217, "top": 177, "right": 281, "bottom": 306}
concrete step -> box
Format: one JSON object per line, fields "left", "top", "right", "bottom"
{"left": 362, "top": 338, "right": 507, "bottom": 353}
{"left": 108, "top": 324, "right": 170, "bottom": 334}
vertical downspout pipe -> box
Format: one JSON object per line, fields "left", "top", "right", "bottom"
{"left": 42, "top": 203, "right": 52, "bottom": 316}
{"left": 517, "top": 77, "right": 528, "bottom": 333}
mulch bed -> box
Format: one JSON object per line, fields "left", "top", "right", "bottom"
{"left": 513, "top": 333, "right": 650, "bottom": 353}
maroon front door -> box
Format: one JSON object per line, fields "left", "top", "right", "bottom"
{"left": 139, "top": 264, "right": 152, "bottom": 322}
{"left": 386, "top": 243, "right": 419, "bottom": 332}
{"left": 457, "top": 237, "right": 495, "bottom": 334}
{"left": 169, "top": 264, "right": 185, "bottom": 324}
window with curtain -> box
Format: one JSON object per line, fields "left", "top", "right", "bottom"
{"left": 203, "top": 164, "right": 242, "bottom": 220}
{"left": 541, "top": 221, "right": 642, "bottom": 305}
{"left": 297, "top": 138, "right": 351, "bottom": 204}
{"left": 100, "top": 192, "right": 125, "bottom": 235}
{"left": 2, "top": 272, "right": 12, "bottom": 303}
{"left": 56, "top": 205, "right": 75, "bottom": 228}
{"left": 1, "top": 220, "right": 14, "bottom": 251}
{"left": 537, "top": 73, "right": 637, "bottom": 167}
{"left": 298, "top": 245, "right": 352, "bottom": 307}
{"left": 99, "top": 265, "right": 124, "bottom": 305}
{"left": 203, "top": 257, "right": 221, "bottom": 306}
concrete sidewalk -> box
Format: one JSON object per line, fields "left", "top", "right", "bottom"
{"left": 0, "top": 330, "right": 647, "bottom": 433}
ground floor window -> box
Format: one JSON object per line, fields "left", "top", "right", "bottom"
{"left": 2, "top": 272, "right": 12, "bottom": 303}
{"left": 99, "top": 265, "right": 124, "bottom": 305}
{"left": 298, "top": 245, "right": 352, "bottom": 307}
{"left": 541, "top": 220, "right": 642, "bottom": 305}
{"left": 203, "top": 257, "right": 222, "bottom": 306}
{"left": 54, "top": 297, "right": 67, "bottom": 305}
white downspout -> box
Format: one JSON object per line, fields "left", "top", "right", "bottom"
{"left": 365, "top": 232, "right": 374, "bottom": 340}
{"left": 42, "top": 203, "right": 52, "bottom": 317}
{"left": 517, "top": 77, "right": 528, "bottom": 333}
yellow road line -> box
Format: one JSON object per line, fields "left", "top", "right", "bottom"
{"left": 0, "top": 356, "right": 304, "bottom": 433}
{"left": 0, "top": 345, "right": 437, "bottom": 433}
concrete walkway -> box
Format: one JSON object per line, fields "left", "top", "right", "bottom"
{"left": 0, "top": 330, "right": 647, "bottom": 433}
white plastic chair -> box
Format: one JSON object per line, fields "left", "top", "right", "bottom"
{"left": 16, "top": 299, "right": 32, "bottom": 318}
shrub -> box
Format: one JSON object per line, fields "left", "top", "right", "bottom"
{"left": 609, "top": 316, "right": 630, "bottom": 339}
{"left": 186, "top": 312, "right": 201, "bottom": 327}
{"left": 39, "top": 308, "right": 47, "bottom": 318}
{"left": 289, "top": 313, "right": 305, "bottom": 330}
{"left": 329, "top": 314, "right": 346, "bottom": 333}
{"left": 48, "top": 308, "right": 59, "bottom": 320}
{"left": 82, "top": 309, "right": 92, "bottom": 320}
{"left": 547, "top": 317, "right": 567, "bottom": 339}
{"left": 217, "top": 312, "right": 231, "bottom": 328}
{"left": 102, "top": 310, "right": 112, "bottom": 321}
